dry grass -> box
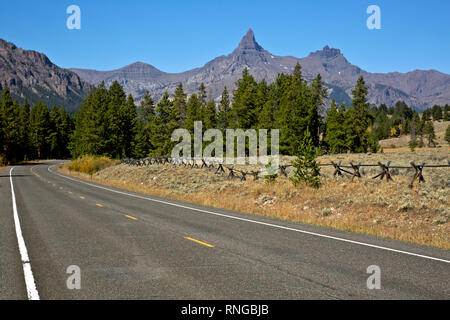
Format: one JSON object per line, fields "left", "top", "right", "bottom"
{"left": 67, "top": 155, "right": 118, "bottom": 175}
{"left": 379, "top": 120, "right": 449, "bottom": 149}
{"left": 60, "top": 150, "right": 449, "bottom": 250}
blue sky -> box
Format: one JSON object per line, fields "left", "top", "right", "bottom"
{"left": 1, "top": 0, "right": 449, "bottom": 74}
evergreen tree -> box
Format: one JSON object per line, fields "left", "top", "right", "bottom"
{"left": 173, "top": 83, "right": 187, "bottom": 127}
{"left": 277, "top": 63, "right": 311, "bottom": 154}
{"left": 153, "top": 92, "right": 174, "bottom": 155}
{"left": 0, "top": 87, "right": 22, "bottom": 163}
{"left": 30, "top": 102, "right": 50, "bottom": 159}
{"left": 346, "top": 76, "right": 374, "bottom": 153}
{"left": 444, "top": 104, "right": 450, "bottom": 121}
{"left": 231, "top": 68, "right": 258, "bottom": 129}
{"left": 257, "top": 83, "right": 277, "bottom": 130}
{"left": 290, "top": 128, "right": 321, "bottom": 189}
{"left": 445, "top": 124, "right": 450, "bottom": 146}
{"left": 134, "top": 91, "right": 156, "bottom": 157}
{"left": 217, "top": 87, "right": 231, "bottom": 130}
{"left": 309, "top": 73, "right": 328, "bottom": 146}
{"left": 120, "top": 94, "right": 138, "bottom": 157}
{"left": 186, "top": 93, "right": 202, "bottom": 134}
{"left": 18, "top": 99, "right": 31, "bottom": 160}
{"left": 106, "top": 80, "right": 127, "bottom": 158}
{"left": 424, "top": 120, "right": 436, "bottom": 147}
{"left": 323, "top": 100, "right": 347, "bottom": 153}
{"left": 203, "top": 99, "right": 217, "bottom": 130}
{"left": 431, "top": 105, "right": 442, "bottom": 121}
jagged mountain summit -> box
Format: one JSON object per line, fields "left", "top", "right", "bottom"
{"left": 71, "top": 29, "right": 450, "bottom": 111}
{"left": 1, "top": 30, "right": 448, "bottom": 111}
{"left": 0, "top": 39, "right": 90, "bottom": 112}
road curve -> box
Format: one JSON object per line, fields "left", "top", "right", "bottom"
{"left": 0, "top": 161, "right": 449, "bottom": 300}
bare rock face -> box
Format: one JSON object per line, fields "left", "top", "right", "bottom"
{"left": 68, "top": 29, "right": 450, "bottom": 111}
{"left": 0, "top": 39, "right": 90, "bottom": 112}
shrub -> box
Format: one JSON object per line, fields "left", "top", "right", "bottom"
{"left": 67, "top": 155, "right": 117, "bottom": 174}
{"left": 290, "top": 128, "right": 321, "bottom": 189}
{"left": 264, "top": 157, "right": 278, "bottom": 184}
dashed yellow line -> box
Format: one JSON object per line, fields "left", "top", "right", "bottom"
{"left": 96, "top": 203, "right": 104, "bottom": 207}
{"left": 67, "top": 191, "right": 72, "bottom": 194}
{"left": 124, "top": 215, "right": 137, "bottom": 221}
{"left": 80, "top": 196, "right": 85, "bottom": 199}
{"left": 184, "top": 237, "right": 214, "bottom": 248}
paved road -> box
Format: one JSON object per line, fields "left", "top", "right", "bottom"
{"left": 0, "top": 161, "right": 449, "bottom": 300}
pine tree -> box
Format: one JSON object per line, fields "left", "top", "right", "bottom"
{"left": 173, "top": 83, "right": 187, "bottom": 127}
{"left": 106, "top": 81, "right": 127, "bottom": 158}
{"left": 431, "top": 105, "right": 442, "bottom": 121}
{"left": 231, "top": 68, "right": 258, "bottom": 129}
{"left": 0, "top": 87, "right": 22, "bottom": 163}
{"left": 290, "top": 128, "right": 321, "bottom": 189}
{"left": 48, "top": 105, "right": 61, "bottom": 158}
{"left": 323, "top": 100, "right": 347, "bottom": 153}
{"left": 186, "top": 93, "right": 202, "bottom": 134}
{"left": 153, "top": 92, "right": 174, "bottom": 155}
{"left": 257, "top": 83, "right": 277, "bottom": 130}
{"left": 424, "top": 120, "right": 436, "bottom": 147}
{"left": 203, "top": 100, "right": 217, "bottom": 130}
{"left": 445, "top": 124, "right": 450, "bottom": 146}
{"left": 309, "top": 73, "right": 328, "bottom": 146}
{"left": 134, "top": 91, "right": 156, "bottom": 156}
{"left": 18, "top": 99, "right": 31, "bottom": 160}
{"left": 217, "top": 87, "right": 231, "bottom": 130}
{"left": 346, "top": 76, "right": 374, "bottom": 153}
{"left": 198, "top": 83, "right": 208, "bottom": 108}
{"left": 444, "top": 104, "right": 450, "bottom": 121}
{"left": 30, "top": 102, "right": 50, "bottom": 159}
{"left": 70, "top": 84, "right": 108, "bottom": 158}
{"left": 120, "top": 94, "right": 138, "bottom": 157}
{"left": 277, "top": 63, "right": 311, "bottom": 155}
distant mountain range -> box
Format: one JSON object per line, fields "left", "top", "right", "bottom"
{"left": 0, "top": 39, "right": 90, "bottom": 112}
{"left": 1, "top": 30, "right": 449, "bottom": 111}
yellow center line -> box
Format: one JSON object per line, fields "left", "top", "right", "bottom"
{"left": 96, "top": 203, "right": 104, "bottom": 207}
{"left": 124, "top": 215, "right": 137, "bottom": 220}
{"left": 80, "top": 196, "right": 85, "bottom": 199}
{"left": 184, "top": 237, "right": 214, "bottom": 248}
{"left": 30, "top": 166, "right": 40, "bottom": 177}
{"left": 68, "top": 191, "right": 72, "bottom": 194}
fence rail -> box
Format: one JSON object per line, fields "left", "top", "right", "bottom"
{"left": 118, "top": 157, "right": 450, "bottom": 188}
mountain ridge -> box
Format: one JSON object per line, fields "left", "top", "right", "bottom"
{"left": 0, "top": 39, "right": 91, "bottom": 112}
{"left": 70, "top": 29, "right": 450, "bottom": 110}
{"left": 1, "top": 30, "right": 448, "bottom": 111}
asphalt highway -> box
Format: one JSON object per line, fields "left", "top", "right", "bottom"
{"left": 0, "top": 161, "right": 449, "bottom": 299}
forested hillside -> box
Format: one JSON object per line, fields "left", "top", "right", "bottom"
{"left": 1, "top": 63, "right": 446, "bottom": 165}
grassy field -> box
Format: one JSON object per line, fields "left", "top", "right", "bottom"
{"left": 61, "top": 150, "right": 449, "bottom": 249}
{"left": 379, "top": 120, "right": 449, "bottom": 149}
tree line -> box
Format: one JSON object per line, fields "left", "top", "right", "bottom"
{"left": 3, "top": 62, "right": 445, "bottom": 165}
{"left": 0, "top": 86, "right": 73, "bottom": 164}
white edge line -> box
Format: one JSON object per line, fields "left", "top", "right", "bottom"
{"left": 48, "top": 164, "right": 450, "bottom": 264}
{"left": 10, "top": 167, "right": 40, "bottom": 300}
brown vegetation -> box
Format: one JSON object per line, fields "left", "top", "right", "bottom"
{"left": 61, "top": 150, "right": 449, "bottom": 249}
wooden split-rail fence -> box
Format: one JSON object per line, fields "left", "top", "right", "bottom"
{"left": 118, "top": 157, "right": 450, "bottom": 188}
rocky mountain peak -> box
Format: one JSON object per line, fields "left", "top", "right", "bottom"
{"left": 310, "top": 45, "right": 342, "bottom": 59}
{"left": 234, "top": 28, "right": 263, "bottom": 52}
